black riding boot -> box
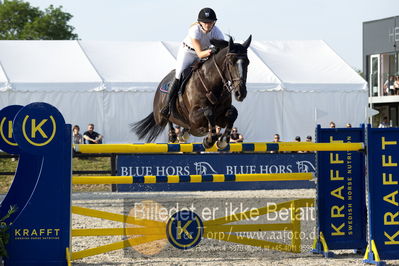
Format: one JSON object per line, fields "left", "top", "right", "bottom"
{"left": 161, "top": 78, "right": 179, "bottom": 119}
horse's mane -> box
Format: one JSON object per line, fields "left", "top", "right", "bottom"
{"left": 210, "top": 37, "right": 249, "bottom": 55}
{"left": 195, "top": 37, "right": 249, "bottom": 71}
{"left": 210, "top": 39, "right": 229, "bottom": 51}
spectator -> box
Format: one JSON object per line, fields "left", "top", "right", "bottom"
{"left": 346, "top": 123, "right": 352, "bottom": 128}
{"left": 168, "top": 128, "right": 177, "bottom": 143}
{"left": 384, "top": 76, "right": 395, "bottom": 96}
{"left": 329, "top": 121, "right": 336, "bottom": 128}
{"left": 378, "top": 116, "right": 390, "bottom": 128}
{"left": 174, "top": 125, "right": 187, "bottom": 143}
{"left": 215, "top": 126, "right": 223, "bottom": 139}
{"left": 294, "top": 136, "right": 303, "bottom": 153}
{"left": 395, "top": 76, "right": 399, "bottom": 95}
{"left": 72, "top": 125, "right": 83, "bottom": 144}
{"left": 304, "top": 135, "right": 314, "bottom": 153}
{"left": 83, "top": 123, "right": 103, "bottom": 144}
{"left": 230, "top": 127, "right": 244, "bottom": 143}
{"left": 270, "top": 133, "right": 280, "bottom": 153}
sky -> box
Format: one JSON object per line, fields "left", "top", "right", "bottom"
{"left": 26, "top": 0, "right": 398, "bottom": 70}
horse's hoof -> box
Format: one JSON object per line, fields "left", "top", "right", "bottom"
{"left": 169, "top": 135, "right": 177, "bottom": 143}
{"left": 216, "top": 139, "right": 228, "bottom": 150}
{"left": 202, "top": 138, "right": 214, "bottom": 149}
{"left": 182, "top": 131, "right": 190, "bottom": 141}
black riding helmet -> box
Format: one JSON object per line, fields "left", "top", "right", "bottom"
{"left": 198, "top": 8, "right": 217, "bottom": 22}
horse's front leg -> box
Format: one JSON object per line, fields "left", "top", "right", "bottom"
{"left": 168, "top": 122, "right": 177, "bottom": 143}
{"left": 216, "top": 106, "right": 238, "bottom": 149}
{"left": 202, "top": 106, "right": 218, "bottom": 148}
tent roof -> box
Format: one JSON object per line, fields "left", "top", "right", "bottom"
{"left": 79, "top": 41, "right": 176, "bottom": 83}
{"left": 0, "top": 40, "right": 366, "bottom": 92}
{"left": 251, "top": 40, "right": 367, "bottom": 91}
{"left": 0, "top": 41, "right": 102, "bottom": 91}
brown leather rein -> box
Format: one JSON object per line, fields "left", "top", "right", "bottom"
{"left": 196, "top": 52, "right": 246, "bottom": 104}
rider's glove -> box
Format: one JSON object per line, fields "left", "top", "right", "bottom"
{"left": 209, "top": 45, "right": 217, "bottom": 54}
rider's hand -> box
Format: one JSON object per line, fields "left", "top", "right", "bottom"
{"left": 209, "top": 45, "right": 217, "bottom": 54}
{"left": 203, "top": 49, "right": 212, "bottom": 57}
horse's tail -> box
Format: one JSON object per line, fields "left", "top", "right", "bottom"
{"left": 131, "top": 113, "right": 166, "bottom": 142}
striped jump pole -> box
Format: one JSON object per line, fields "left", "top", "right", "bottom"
{"left": 72, "top": 172, "right": 315, "bottom": 185}
{"left": 74, "top": 142, "right": 365, "bottom": 154}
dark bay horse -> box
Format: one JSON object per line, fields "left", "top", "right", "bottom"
{"left": 133, "top": 35, "right": 251, "bottom": 148}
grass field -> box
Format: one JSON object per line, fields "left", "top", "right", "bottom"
{"left": 0, "top": 156, "right": 112, "bottom": 194}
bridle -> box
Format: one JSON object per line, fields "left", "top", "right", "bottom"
{"left": 197, "top": 51, "right": 248, "bottom": 95}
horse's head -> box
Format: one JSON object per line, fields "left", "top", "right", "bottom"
{"left": 212, "top": 35, "right": 251, "bottom": 102}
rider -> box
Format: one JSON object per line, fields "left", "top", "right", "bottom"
{"left": 161, "top": 7, "right": 225, "bottom": 119}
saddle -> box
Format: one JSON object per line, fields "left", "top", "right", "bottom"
{"left": 159, "top": 60, "right": 205, "bottom": 94}
{"left": 178, "top": 67, "right": 193, "bottom": 94}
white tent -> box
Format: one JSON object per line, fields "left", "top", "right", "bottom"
{"left": 0, "top": 40, "right": 367, "bottom": 143}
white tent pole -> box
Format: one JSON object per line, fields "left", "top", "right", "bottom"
{"left": 0, "top": 60, "right": 10, "bottom": 83}
{"left": 160, "top": 41, "right": 178, "bottom": 60}
{"left": 368, "top": 90, "right": 374, "bottom": 126}
{"left": 76, "top": 40, "right": 106, "bottom": 142}
{"left": 248, "top": 45, "right": 284, "bottom": 85}
{"left": 76, "top": 40, "right": 106, "bottom": 90}
{"left": 314, "top": 107, "right": 317, "bottom": 125}
{"left": 0, "top": 59, "right": 12, "bottom": 90}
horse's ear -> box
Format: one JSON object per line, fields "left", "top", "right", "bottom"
{"left": 242, "top": 35, "right": 252, "bottom": 49}
{"left": 210, "top": 39, "right": 228, "bottom": 49}
{"left": 228, "top": 36, "right": 234, "bottom": 51}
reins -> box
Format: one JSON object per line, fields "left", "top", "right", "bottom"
{"left": 196, "top": 51, "right": 241, "bottom": 104}
{"left": 212, "top": 55, "right": 234, "bottom": 93}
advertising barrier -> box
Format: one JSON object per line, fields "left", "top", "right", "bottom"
{"left": 116, "top": 153, "right": 316, "bottom": 191}
{"left": 364, "top": 125, "right": 399, "bottom": 264}
{"left": 313, "top": 125, "right": 367, "bottom": 255}
{"left": 0, "top": 103, "right": 71, "bottom": 266}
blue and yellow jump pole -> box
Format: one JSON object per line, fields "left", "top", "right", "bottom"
{"left": 72, "top": 172, "right": 314, "bottom": 184}
{"left": 74, "top": 142, "right": 364, "bottom": 154}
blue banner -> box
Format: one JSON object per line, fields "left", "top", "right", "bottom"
{"left": 316, "top": 125, "right": 366, "bottom": 251}
{"left": 116, "top": 152, "right": 316, "bottom": 191}
{"left": 367, "top": 125, "right": 399, "bottom": 260}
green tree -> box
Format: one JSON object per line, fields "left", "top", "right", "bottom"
{"left": 0, "top": 0, "right": 78, "bottom": 40}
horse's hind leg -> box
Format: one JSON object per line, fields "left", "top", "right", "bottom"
{"left": 217, "top": 106, "right": 238, "bottom": 149}
{"left": 177, "top": 127, "right": 189, "bottom": 143}
{"left": 168, "top": 122, "right": 177, "bottom": 143}
{"left": 182, "top": 128, "right": 189, "bottom": 140}
{"left": 202, "top": 106, "right": 219, "bottom": 148}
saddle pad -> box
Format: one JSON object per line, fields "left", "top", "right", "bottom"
{"left": 159, "top": 82, "right": 170, "bottom": 93}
